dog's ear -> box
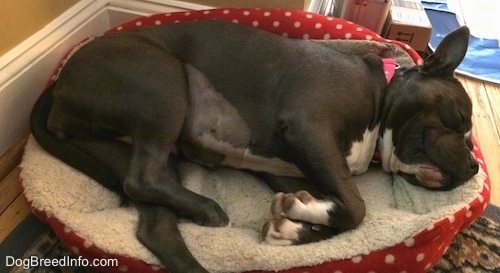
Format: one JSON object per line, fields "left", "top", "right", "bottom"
{"left": 420, "top": 26, "right": 470, "bottom": 77}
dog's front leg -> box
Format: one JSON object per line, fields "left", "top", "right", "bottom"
{"left": 263, "top": 118, "right": 366, "bottom": 245}
{"left": 135, "top": 201, "right": 209, "bottom": 273}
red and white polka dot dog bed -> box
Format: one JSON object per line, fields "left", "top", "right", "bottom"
{"left": 20, "top": 8, "right": 490, "bottom": 273}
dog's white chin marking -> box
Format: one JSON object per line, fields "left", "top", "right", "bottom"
{"left": 346, "top": 125, "right": 380, "bottom": 175}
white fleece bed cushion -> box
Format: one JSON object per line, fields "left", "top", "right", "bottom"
{"left": 20, "top": 9, "right": 491, "bottom": 273}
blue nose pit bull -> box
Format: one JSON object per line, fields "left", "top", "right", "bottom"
{"left": 30, "top": 21, "right": 477, "bottom": 273}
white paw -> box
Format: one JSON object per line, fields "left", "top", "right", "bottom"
{"left": 272, "top": 191, "right": 335, "bottom": 226}
{"left": 260, "top": 218, "right": 303, "bottom": 245}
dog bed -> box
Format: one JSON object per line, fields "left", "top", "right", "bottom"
{"left": 20, "top": 9, "right": 491, "bottom": 273}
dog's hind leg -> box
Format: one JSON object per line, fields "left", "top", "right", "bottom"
{"left": 117, "top": 62, "right": 228, "bottom": 227}
{"left": 135, "top": 202, "right": 209, "bottom": 273}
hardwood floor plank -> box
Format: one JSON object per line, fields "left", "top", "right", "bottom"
{"left": 0, "top": 193, "right": 31, "bottom": 244}
{"left": 0, "top": 168, "right": 21, "bottom": 215}
{"left": 484, "top": 82, "right": 500, "bottom": 140}
{"left": 459, "top": 76, "right": 500, "bottom": 206}
{"left": 0, "top": 135, "right": 28, "bottom": 181}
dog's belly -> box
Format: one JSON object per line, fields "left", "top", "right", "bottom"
{"left": 179, "top": 64, "right": 303, "bottom": 177}
{"left": 180, "top": 64, "right": 378, "bottom": 177}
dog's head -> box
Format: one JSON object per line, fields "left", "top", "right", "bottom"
{"left": 380, "top": 26, "right": 478, "bottom": 190}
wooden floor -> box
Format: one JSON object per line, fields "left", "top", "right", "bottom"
{"left": 0, "top": 76, "right": 499, "bottom": 244}
{"left": 458, "top": 75, "right": 500, "bottom": 205}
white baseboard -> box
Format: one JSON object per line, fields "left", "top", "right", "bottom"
{"left": 0, "top": 0, "right": 211, "bottom": 156}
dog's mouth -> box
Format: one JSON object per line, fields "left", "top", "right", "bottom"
{"left": 398, "top": 165, "right": 447, "bottom": 190}
{"left": 397, "top": 163, "right": 473, "bottom": 191}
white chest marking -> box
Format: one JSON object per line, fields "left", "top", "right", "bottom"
{"left": 379, "top": 128, "right": 394, "bottom": 173}
{"left": 346, "top": 125, "right": 380, "bottom": 175}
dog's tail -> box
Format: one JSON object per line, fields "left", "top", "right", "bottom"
{"left": 30, "top": 83, "right": 128, "bottom": 198}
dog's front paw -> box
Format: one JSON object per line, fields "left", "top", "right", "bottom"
{"left": 260, "top": 218, "right": 339, "bottom": 245}
{"left": 272, "top": 191, "right": 335, "bottom": 226}
{"left": 260, "top": 218, "right": 301, "bottom": 245}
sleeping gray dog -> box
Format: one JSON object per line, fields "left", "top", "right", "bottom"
{"left": 30, "top": 21, "right": 477, "bottom": 273}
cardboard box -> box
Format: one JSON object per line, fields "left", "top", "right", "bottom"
{"left": 334, "top": 0, "right": 392, "bottom": 35}
{"left": 383, "top": 0, "right": 432, "bottom": 52}
{"left": 184, "top": 0, "right": 308, "bottom": 9}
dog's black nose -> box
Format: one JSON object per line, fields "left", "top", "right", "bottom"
{"left": 469, "top": 156, "right": 479, "bottom": 175}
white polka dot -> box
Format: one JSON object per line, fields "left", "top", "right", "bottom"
{"left": 174, "top": 20, "right": 180, "bottom": 23}
{"left": 203, "top": 10, "right": 210, "bottom": 14}
{"left": 315, "top": 23, "right": 322, "bottom": 29}
{"left": 448, "top": 215, "right": 455, "bottom": 223}
{"left": 327, "top": 17, "right": 334, "bottom": 21}
{"left": 334, "top": 271, "right": 342, "bottom": 273}
{"left": 165, "top": 13, "right": 172, "bottom": 16}
{"left": 285, "top": 11, "right": 292, "bottom": 17}
{"left": 345, "top": 33, "right": 352, "bottom": 39}
{"left": 303, "top": 34, "right": 310, "bottom": 39}
{"left": 184, "top": 12, "right": 191, "bottom": 16}
{"left": 243, "top": 11, "right": 250, "bottom": 16}
{"left": 404, "top": 237, "right": 415, "bottom": 247}
{"left": 323, "top": 33, "right": 331, "bottom": 39}
{"left": 135, "top": 21, "right": 143, "bottom": 26}
{"left": 426, "top": 224, "right": 435, "bottom": 231}
{"left": 351, "top": 256, "right": 362, "bottom": 263}
{"left": 306, "top": 14, "right": 313, "bottom": 19}
{"left": 385, "top": 254, "right": 395, "bottom": 264}
{"left": 366, "top": 35, "right": 373, "bottom": 40}
{"left": 356, "top": 27, "right": 363, "bottom": 31}
{"left": 232, "top": 19, "right": 238, "bottom": 23}
{"left": 252, "top": 21, "right": 259, "bottom": 27}
{"left": 425, "top": 263, "right": 432, "bottom": 270}
{"left": 116, "top": 26, "right": 123, "bottom": 31}
{"left": 151, "top": 265, "right": 162, "bottom": 271}
{"left": 466, "top": 210, "right": 472, "bottom": 218}
{"left": 273, "top": 21, "right": 280, "bottom": 27}
{"left": 336, "top": 24, "right": 343, "bottom": 29}
{"left": 83, "top": 240, "right": 92, "bottom": 248}
{"left": 118, "top": 265, "right": 128, "bottom": 272}
{"left": 405, "top": 44, "right": 411, "bottom": 49}
{"left": 155, "top": 20, "right": 161, "bottom": 25}
{"left": 294, "top": 21, "right": 301, "bottom": 28}
{"left": 71, "top": 246, "right": 79, "bottom": 254}
{"left": 223, "top": 9, "right": 230, "bottom": 14}
{"left": 282, "top": 33, "right": 289, "bottom": 37}
{"left": 264, "top": 11, "right": 271, "bottom": 16}
{"left": 347, "top": 21, "right": 354, "bottom": 24}
{"left": 416, "top": 253, "right": 425, "bottom": 262}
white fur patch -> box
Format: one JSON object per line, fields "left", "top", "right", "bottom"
{"left": 346, "top": 125, "right": 380, "bottom": 175}
{"left": 262, "top": 219, "right": 302, "bottom": 246}
{"left": 379, "top": 129, "right": 395, "bottom": 173}
{"left": 285, "top": 198, "right": 335, "bottom": 226}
